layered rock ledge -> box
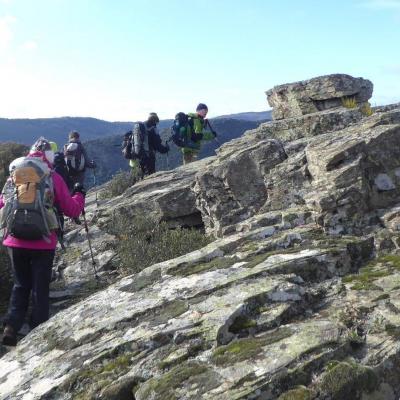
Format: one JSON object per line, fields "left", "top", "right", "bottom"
{"left": 2, "top": 74, "right": 400, "bottom": 400}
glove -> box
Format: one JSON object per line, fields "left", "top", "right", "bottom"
{"left": 73, "top": 183, "right": 86, "bottom": 197}
{"left": 212, "top": 131, "right": 218, "bottom": 138}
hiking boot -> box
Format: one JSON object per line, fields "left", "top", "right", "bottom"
{"left": 73, "top": 217, "right": 82, "bottom": 225}
{"left": 2, "top": 325, "right": 17, "bottom": 346}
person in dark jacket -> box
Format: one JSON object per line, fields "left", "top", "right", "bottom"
{"left": 64, "top": 131, "right": 96, "bottom": 189}
{"left": 129, "top": 113, "right": 169, "bottom": 177}
{"left": 50, "top": 142, "right": 72, "bottom": 235}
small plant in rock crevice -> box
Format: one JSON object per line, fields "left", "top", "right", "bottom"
{"left": 341, "top": 96, "right": 357, "bottom": 109}
{"left": 360, "top": 102, "right": 373, "bottom": 116}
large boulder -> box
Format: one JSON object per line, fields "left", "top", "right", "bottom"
{"left": 266, "top": 74, "right": 373, "bottom": 120}
{"left": 0, "top": 224, "right": 378, "bottom": 400}
{"left": 245, "top": 107, "right": 365, "bottom": 142}
{"left": 96, "top": 157, "right": 216, "bottom": 229}
{"left": 305, "top": 122, "right": 400, "bottom": 235}
{"left": 193, "top": 105, "right": 400, "bottom": 237}
{"left": 194, "top": 138, "right": 287, "bottom": 236}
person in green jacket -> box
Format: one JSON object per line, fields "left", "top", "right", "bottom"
{"left": 182, "top": 103, "right": 217, "bottom": 165}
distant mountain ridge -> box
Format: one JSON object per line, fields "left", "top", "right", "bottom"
{"left": 214, "top": 111, "right": 272, "bottom": 121}
{"left": 0, "top": 111, "right": 271, "bottom": 147}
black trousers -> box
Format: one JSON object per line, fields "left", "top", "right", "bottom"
{"left": 140, "top": 153, "right": 156, "bottom": 176}
{"left": 69, "top": 171, "right": 85, "bottom": 190}
{"left": 4, "top": 248, "right": 55, "bottom": 332}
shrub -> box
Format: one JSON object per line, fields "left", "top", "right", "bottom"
{"left": 0, "top": 142, "right": 29, "bottom": 188}
{"left": 341, "top": 97, "right": 357, "bottom": 109}
{"left": 360, "top": 102, "right": 373, "bottom": 117}
{"left": 110, "top": 215, "right": 212, "bottom": 274}
{"left": 99, "top": 170, "right": 140, "bottom": 199}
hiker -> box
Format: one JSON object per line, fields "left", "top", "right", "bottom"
{"left": 51, "top": 142, "right": 72, "bottom": 191}
{"left": 0, "top": 137, "right": 85, "bottom": 346}
{"left": 123, "top": 113, "right": 169, "bottom": 177}
{"left": 64, "top": 131, "right": 96, "bottom": 189}
{"left": 50, "top": 142, "right": 71, "bottom": 237}
{"left": 179, "top": 103, "right": 217, "bottom": 165}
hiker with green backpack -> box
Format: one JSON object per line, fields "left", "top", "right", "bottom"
{"left": 171, "top": 103, "right": 217, "bottom": 165}
{"left": 122, "top": 112, "right": 169, "bottom": 178}
{"left": 0, "top": 137, "right": 85, "bottom": 346}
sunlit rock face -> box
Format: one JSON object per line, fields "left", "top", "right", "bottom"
{"left": 3, "top": 76, "right": 400, "bottom": 400}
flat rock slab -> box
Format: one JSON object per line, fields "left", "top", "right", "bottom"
{"left": 0, "top": 230, "right": 369, "bottom": 399}
{"left": 266, "top": 73, "right": 373, "bottom": 120}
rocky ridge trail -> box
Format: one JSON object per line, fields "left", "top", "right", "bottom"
{"left": 2, "top": 74, "right": 400, "bottom": 399}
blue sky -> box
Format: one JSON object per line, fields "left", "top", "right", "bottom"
{"left": 0, "top": 0, "right": 399, "bottom": 121}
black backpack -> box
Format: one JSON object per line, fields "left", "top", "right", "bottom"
{"left": 171, "top": 113, "right": 194, "bottom": 148}
{"left": 53, "top": 152, "right": 72, "bottom": 190}
{"left": 122, "top": 131, "right": 134, "bottom": 160}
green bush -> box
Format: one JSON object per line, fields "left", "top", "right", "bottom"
{"left": 99, "top": 170, "right": 139, "bottom": 199}
{"left": 110, "top": 215, "right": 212, "bottom": 274}
{"left": 0, "top": 142, "right": 29, "bottom": 188}
{"left": 360, "top": 102, "right": 373, "bottom": 117}
{"left": 0, "top": 246, "right": 12, "bottom": 316}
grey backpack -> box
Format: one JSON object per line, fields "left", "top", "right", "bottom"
{"left": 64, "top": 141, "right": 86, "bottom": 173}
{"left": 0, "top": 157, "right": 58, "bottom": 240}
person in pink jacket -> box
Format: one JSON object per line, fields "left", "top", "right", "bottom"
{"left": 0, "top": 138, "right": 85, "bottom": 346}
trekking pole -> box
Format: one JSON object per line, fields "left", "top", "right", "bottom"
{"left": 206, "top": 119, "right": 221, "bottom": 146}
{"left": 81, "top": 209, "right": 99, "bottom": 280}
{"left": 92, "top": 166, "right": 98, "bottom": 207}
{"left": 165, "top": 140, "right": 170, "bottom": 170}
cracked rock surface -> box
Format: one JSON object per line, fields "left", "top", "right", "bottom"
{"left": 2, "top": 75, "right": 400, "bottom": 400}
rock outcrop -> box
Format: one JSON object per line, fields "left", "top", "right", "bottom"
{"left": 2, "top": 74, "right": 400, "bottom": 400}
{"left": 266, "top": 73, "right": 373, "bottom": 120}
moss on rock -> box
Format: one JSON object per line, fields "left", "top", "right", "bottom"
{"left": 317, "top": 360, "right": 379, "bottom": 399}
{"left": 372, "top": 293, "right": 390, "bottom": 302}
{"left": 379, "top": 254, "right": 400, "bottom": 270}
{"left": 61, "top": 351, "right": 138, "bottom": 398}
{"left": 278, "top": 386, "right": 314, "bottom": 400}
{"left": 212, "top": 327, "right": 293, "bottom": 366}
{"left": 229, "top": 315, "right": 257, "bottom": 333}
{"left": 168, "top": 256, "right": 238, "bottom": 277}
{"left": 342, "top": 262, "right": 390, "bottom": 291}
{"left": 136, "top": 361, "right": 214, "bottom": 400}
{"left": 385, "top": 323, "right": 400, "bottom": 339}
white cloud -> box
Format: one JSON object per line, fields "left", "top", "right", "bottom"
{"left": 22, "top": 40, "right": 38, "bottom": 51}
{"left": 361, "top": 0, "right": 400, "bottom": 9}
{"left": 0, "top": 15, "right": 16, "bottom": 51}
